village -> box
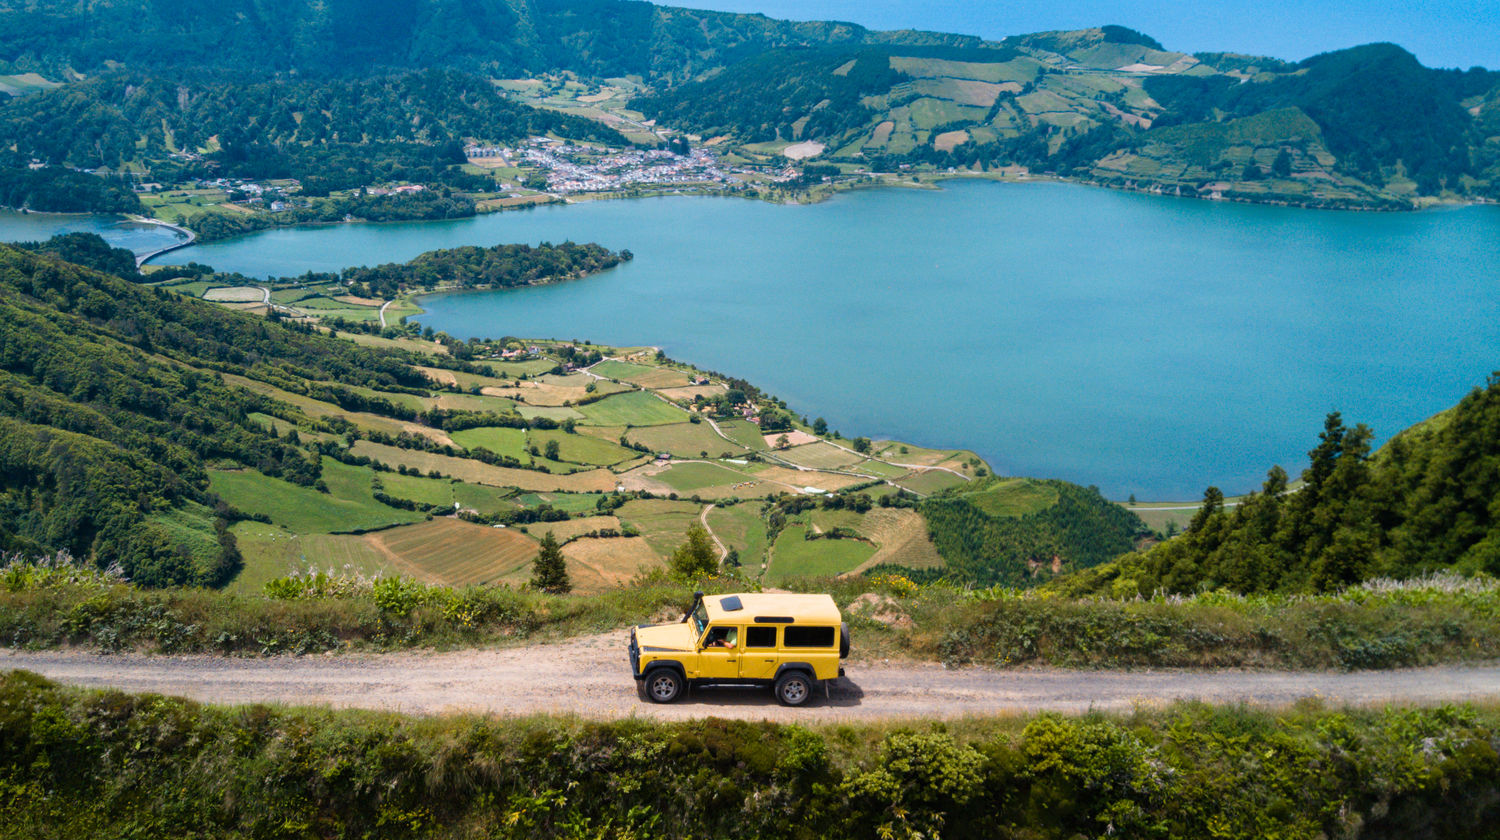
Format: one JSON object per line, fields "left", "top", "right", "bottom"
{"left": 467, "top": 137, "right": 801, "bottom": 195}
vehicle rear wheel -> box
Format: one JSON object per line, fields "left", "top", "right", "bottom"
{"left": 774, "top": 671, "right": 813, "bottom": 707}
{"left": 645, "top": 669, "right": 684, "bottom": 703}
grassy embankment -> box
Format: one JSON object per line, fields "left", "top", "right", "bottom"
{"left": 2, "top": 669, "right": 1497, "bottom": 839}
{"left": 4, "top": 559, "right": 1499, "bottom": 671}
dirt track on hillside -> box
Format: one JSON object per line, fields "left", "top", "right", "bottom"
{"left": 5, "top": 633, "right": 1500, "bottom": 721}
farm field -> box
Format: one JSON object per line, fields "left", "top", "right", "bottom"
{"left": 706, "top": 502, "right": 771, "bottom": 569}
{"left": 614, "top": 499, "right": 702, "bottom": 557}
{"left": 766, "top": 525, "right": 876, "bottom": 584}
{"left": 529, "top": 428, "right": 637, "bottom": 466}
{"left": 208, "top": 466, "right": 422, "bottom": 534}
{"left": 560, "top": 536, "right": 663, "bottom": 593}
{"left": 717, "top": 420, "right": 770, "bottom": 450}
{"left": 651, "top": 461, "right": 753, "bottom": 494}
{"left": 961, "top": 478, "right": 1060, "bottom": 518}
{"left": 776, "top": 441, "right": 866, "bottom": 470}
{"left": 578, "top": 391, "right": 689, "bottom": 426}
{"left": 227, "top": 524, "right": 397, "bottom": 593}
{"left": 624, "top": 422, "right": 747, "bottom": 458}
{"left": 450, "top": 426, "right": 530, "bottom": 460}
{"left": 349, "top": 440, "right": 619, "bottom": 492}
{"left": 528, "top": 515, "right": 623, "bottom": 543}
{"left": 369, "top": 518, "right": 540, "bottom": 586}
{"left": 515, "top": 492, "right": 607, "bottom": 514}
{"left": 589, "top": 359, "right": 692, "bottom": 389}
{"left": 896, "top": 469, "right": 971, "bottom": 496}
{"left": 847, "top": 508, "right": 946, "bottom": 573}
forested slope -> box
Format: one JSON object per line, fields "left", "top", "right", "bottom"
{"left": 1054, "top": 380, "right": 1500, "bottom": 597}
{"left": 0, "top": 0, "right": 978, "bottom": 81}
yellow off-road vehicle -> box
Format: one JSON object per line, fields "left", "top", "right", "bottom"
{"left": 628, "top": 591, "right": 849, "bottom": 706}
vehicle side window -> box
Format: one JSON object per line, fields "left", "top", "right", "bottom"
{"left": 745, "top": 626, "right": 777, "bottom": 648}
{"left": 783, "top": 626, "right": 835, "bottom": 648}
{"left": 703, "top": 626, "right": 738, "bottom": 648}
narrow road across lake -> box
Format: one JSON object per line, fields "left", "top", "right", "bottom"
{"left": 5, "top": 635, "right": 1498, "bottom": 721}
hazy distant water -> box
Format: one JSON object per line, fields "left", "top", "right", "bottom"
{"left": 18, "top": 181, "right": 1500, "bottom": 499}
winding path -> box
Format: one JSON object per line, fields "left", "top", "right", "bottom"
{"left": 4, "top": 638, "right": 1499, "bottom": 721}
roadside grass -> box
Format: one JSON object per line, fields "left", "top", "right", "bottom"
{"left": 208, "top": 463, "right": 424, "bottom": 534}
{"left": 578, "top": 391, "right": 690, "bottom": 426}
{"left": 624, "top": 422, "right": 748, "bottom": 458}
{"left": 767, "top": 525, "right": 877, "bottom": 584}
{"left": 5, "top": 670, "right": 1500, "bottom": 840}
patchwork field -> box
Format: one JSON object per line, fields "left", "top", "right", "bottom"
{"left": 705, "top": 503, "right": 771, "bottom": 569}
{"left": 202, "top": 286, "right": 264, "bottom": 303}
{"left": 614, "top": 499, "right": 702, "bottom": 556}
{"left": 960, "top": 478, "right": 1060, "bottom": 518}
{"left": 529, "top": 428, "right": 637, "bottom": 466}
{"left": 208, "top": 466, "right": 423, "bottom": 534}
{"left": 527, "top": 515, "right": 624, "bottom": 544}
{"left": 896, "top": 469, "right": 971, "bottom": 496}
{"left": 560, "top": 536, "right": 664, "bottom": 593}
{"left": 717, "top": 420, "right": 770, "bottom": 450}
{"left": 776, "top": 441, "right": 865, "bottom": 471}
{"left": 766, "top": 525, "right": 877, "bottom": 584}
{"left": 624, "top": 422, "right": 747, "bottom": 458}
{"left": 228, "top": 524, "right": 395, "bottom": 593}
{"left": 349, "top": 440, "right": 619, "bottom": 492}
{"left": 578, "top": 391, "right": 689, "bottom": 426}
{"left": 651, "top": 461, "right": 754, "bottom": 494}
{"left": 589, "top": 360, "right": 692, "bottom": 389}
{"left": 450, "top": 425, "right": 528, "bottom": 460}
{"left": 369, "top": 518, "right": 539, "bottom": 586}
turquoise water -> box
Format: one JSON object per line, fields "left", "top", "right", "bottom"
{"left": 0, "top": 209, "right": 186, "bottom": 256}
{"left": 11, "top": 181, "right": 1499, "bottom": 499}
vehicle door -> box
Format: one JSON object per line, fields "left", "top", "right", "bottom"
{"left": 739, "top": 625, "right": 780, "bottom": 680}
{"left": 696, "top": 625, "right": 741, "bottom": 679}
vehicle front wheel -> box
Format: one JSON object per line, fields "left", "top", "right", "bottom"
{"left": 774, "top": 671, "right": 813, "bottom": 707}
{"left": 644, "top": 669, "right": 684, "bottom": 703}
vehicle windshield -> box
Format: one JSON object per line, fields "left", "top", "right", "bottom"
{"left": 691, "top": 603, "right": 708, "bottom": 637}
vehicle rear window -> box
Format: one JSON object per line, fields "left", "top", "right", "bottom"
{"left": 783, "top": 626, "right": 836, "bottom": 648}
{"left": 746, "top": 626, "right": 777, "bottom": 648}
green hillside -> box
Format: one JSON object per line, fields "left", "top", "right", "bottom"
{"left": 631, "top": 30, "right": 1499, "bottom": 207}
{"left": 1053, "top": 381, "right": 1500, "bottom": 597}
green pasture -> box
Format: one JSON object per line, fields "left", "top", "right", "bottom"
{"left": 578, "top": 391, "right": 688, "bottom": 426}
{"left": 624, "top": 422, "right": 747, "bottom": 458}
{"left": 208, "top": 460, "right": 423, "bottom": 534}
{"left": 766, "top": 524, "right": 875, "bottom": 583}
{"left": 652, "top": 461, "right": 749, "bottom": 493}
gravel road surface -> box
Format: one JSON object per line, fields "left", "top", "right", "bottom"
{"left": 5, "top": 633, "right": 1500, "bottom": 721}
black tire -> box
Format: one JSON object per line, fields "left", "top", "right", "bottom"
{"left": 774, "top": 671, "right": 814, "bottom": 707}
{"left": 644, "top": 668, "right": 684, "bottom": 703}
{"left": 840, "top": 622, "right": 851, "bottom": 659}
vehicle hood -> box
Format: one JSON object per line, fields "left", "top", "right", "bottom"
{"left": 635, "top": 621, "right": 696, "bottom": 651}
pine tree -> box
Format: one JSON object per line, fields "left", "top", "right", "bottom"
{"left": 530, "top": 532, "right": 571, "bottom": 594}
{"left": 670, "top": 524, "right": 719, "bottom": 579}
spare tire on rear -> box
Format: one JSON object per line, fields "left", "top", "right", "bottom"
{"left": 840, "top": 621, "right": 851, "bottom": 658}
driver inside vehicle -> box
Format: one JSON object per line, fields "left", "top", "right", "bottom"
{"left": 704, "top": 627, "right": 738, "bottom": 648}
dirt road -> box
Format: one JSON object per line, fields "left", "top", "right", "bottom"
{"left": 5, "top": 634, "right": 1499, "bottom": 721}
